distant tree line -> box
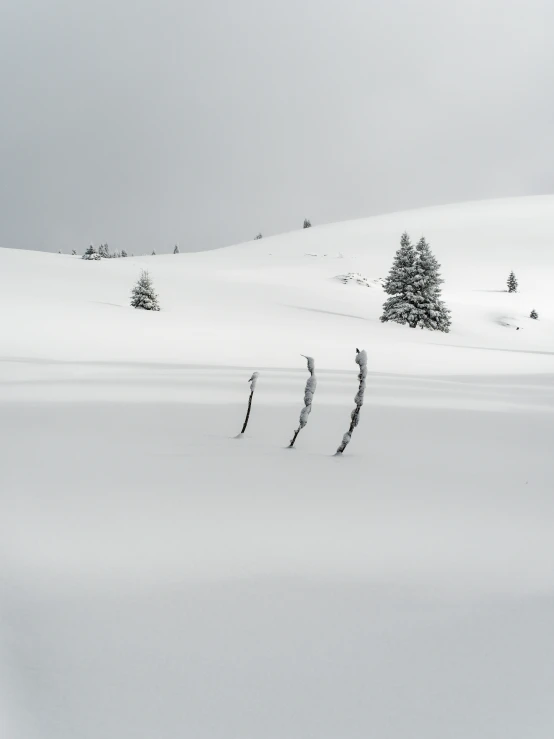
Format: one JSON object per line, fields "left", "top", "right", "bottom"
{"left": 82, "top": 244, "right": 128, "bottom": 259}
{"left": 79, "top": 244, "right": 185, "bottom": 259}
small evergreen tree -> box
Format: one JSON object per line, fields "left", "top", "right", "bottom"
{"left": 151, "top": 250, "right": 156, "bottom": 256}
{"left": 71, "top": 249, "right": 77, "bottom": 255}
{"left": 82, "top": 245, "right": 101, "bottom": 260}
{"left": 530, "top": 309, "right": 538, "bottom": 320}
{"left": 254, "top": 233, "right": 262, "bottom": 240}
{"left": 507, "top": 271, "right": 518, "bottom": 293}
{"left": 98, "top": 243, "right": 110, "bottom": 258}
{"left": 174, "top": 244, "right": 179, "bottom": 254}
{"left": 303, "top": 218, "right": 311, "bottom": 229}
{"left": 121, "top": 250, "right": 128, "bottom": 257}
{"left": 131, "top": 270, "right": 160, "bottom": 311}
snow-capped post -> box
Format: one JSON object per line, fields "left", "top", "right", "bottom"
{"left": 289, "top": 355, "right": 317, "bottom": 448}
{"left": 335, "top": 348, "right": 368, "bottom": 455}
{"left": 239, "top": 372, "right": 259, "bottom": 436}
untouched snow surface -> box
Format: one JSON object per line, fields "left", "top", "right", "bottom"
{"left": 1, "top": 196, "right": 554, "bottom": 738}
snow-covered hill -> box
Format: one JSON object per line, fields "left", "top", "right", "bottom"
{"left": 1, "top": 194, "right": 553, "bottom": 385}
{"left": 1, "top": 196, "right": 554, "bottom": 739}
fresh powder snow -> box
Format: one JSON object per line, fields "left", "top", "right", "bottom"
{"left": 1, "top": 195, "right": 554, "bottom": 739}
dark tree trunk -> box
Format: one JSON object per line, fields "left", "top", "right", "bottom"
{"left": 241, "top": 391, "right": 254, "bottom": 434}
{"left": 288, "top": 428, "right": 301, "bottom": 448}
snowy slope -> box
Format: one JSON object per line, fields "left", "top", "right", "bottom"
{"left": 1, "top": 193, "right": 553, "bottom": 382}
{"left": 1, "top": 196, "right": 554, "bottom": 739}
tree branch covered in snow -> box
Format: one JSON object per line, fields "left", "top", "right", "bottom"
{"left": 239, "top": 372, "right": 259, "bottom": 436}
{"left": 336, "top": 349, "right": 367, "bottom": 455}
{"left": 289, "top": 356, "right": 317, "bottom": 448}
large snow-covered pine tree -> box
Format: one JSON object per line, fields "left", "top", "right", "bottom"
{"left": 411, "top": 237, "right": 451, "bottom": 332}
{"left": 381, "top": 233, "right": 450, "bottom": 332}
{"left": 380, "top": 232, "right": 418, "bottom": 327}
{"left": 131, "top": 270, "right": 160, "bottom": 311}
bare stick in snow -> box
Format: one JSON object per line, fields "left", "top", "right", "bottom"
{"left": 335, "top": 348, "right": 368, "bottom": 455}
{"left": 289, "top": 355, "right": 317, "bottom": 448}
{"left": 239, "top": 372, "right": 259, "bottom": 436}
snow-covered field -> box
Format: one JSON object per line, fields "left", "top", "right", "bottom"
{"left": 1, "top": 196, "right": 554, "bottom": 738}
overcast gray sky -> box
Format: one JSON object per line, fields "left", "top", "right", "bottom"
{"left": 1, "top": 0, "right": 553, "bottom": 253}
